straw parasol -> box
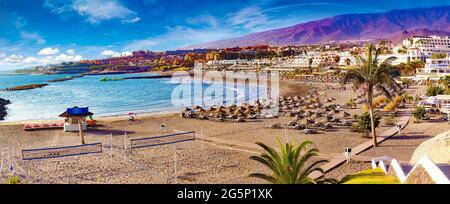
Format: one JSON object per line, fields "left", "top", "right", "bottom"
{"left": 193, "top": 105, "right": 202, "bottom": 110}
{"left": 213, "top": 109, "right": 227, "bottom": 117}
{"left": 182, "top": 107, "right": 192, "bottom": 113}
{"left": 342, "top": 111, "right": 351, "bottom": 118}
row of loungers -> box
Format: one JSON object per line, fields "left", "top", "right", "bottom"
{"left": 23, "top": 123, "right": 64, "bottom": 131}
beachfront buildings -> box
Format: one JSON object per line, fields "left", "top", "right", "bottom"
{"left": 402, "top": 35, "right": 450, "bottom": 61}
{"left": 422, "top": 57, "right": 450, "bottom": 74}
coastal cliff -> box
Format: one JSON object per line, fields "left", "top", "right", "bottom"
{"left": 0, "top": 98, "right": 11, "bottom": 120}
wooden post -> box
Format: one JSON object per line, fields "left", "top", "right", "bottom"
{"left": 79, "top": 117, "right": 85, "bottom": 144}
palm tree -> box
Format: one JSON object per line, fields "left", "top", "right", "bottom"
{"left": 344, "top": 58, "right": 351, "bottom": 66}
{"left": 249, "top": 138, "right": 336, "bottom": 184}
{"left": 341, "top": 44, "right": 400, "bottom": 147}
{"left": 439, "top": 75, "right": 450, "bottom": 89}
{"left": 308, "top": 58, "right": 314, "bottom": 73}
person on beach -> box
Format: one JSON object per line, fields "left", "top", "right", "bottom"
{"left": 397, "top": 124, "right": 401, "bottom": 134}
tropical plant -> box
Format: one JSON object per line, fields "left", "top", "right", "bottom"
{"left": 400, "top": 94, "right": 414, "bottom": 104}
{"left": 440, "top": 75, "right": 450, "bottom": 89}
{"left": 308, "top": 58, "right": 314, "bottom": 73}
{"left": 373, "top": 96, "right": 387, "bottom": 108}
{"left": 401, "top": 78, "right": 413, "bottom": 88}
{"left": 340, "top": 168, "right": 400, "bottom": 184}
{"left": 341, "top": 44, "right": 400, "bottom": 146}
{"left": 344, "top": 58, "right": 351, "bottom": 66}
{"left": 384, "top": 101, "right": 397, "bottom": 112}
{"left": 5, "top": 176, "right": 21, "bottom": 184}
{"left": 384, "top": 115, "right": 395, "bottom": 126}
{"left": 345, "top": 98, "right": 357, "bottom": 109}
{"left": 396, "top": 61, "right": 424, "bottom": 76}
{"left": 249, "top": 138, "right": 337, "bottom": 184}
{"left": 412, "top": 106, "right": 427, "bottom": 122}
{"left": 431, "top": 53, "right": 447, "bottom": 59}
{"left": 444, "top": 89, "right": 450, "bottom": 95}
{"left": 333, "top": 55, "right": 341, "bottom": 64}
{"left": 426, "top": 85, "right": 444, "bottom": 96}
{"left": 354, "top": 112, "right": 381, "bottom": 137}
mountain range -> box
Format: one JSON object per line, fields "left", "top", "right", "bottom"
{"left": 185, "top": 6, "right": 450, "bottom": 49}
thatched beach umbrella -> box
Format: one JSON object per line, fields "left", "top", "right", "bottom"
{"left": 306, "top": 118, "right": 316, "bottom": 125}
{"left": 233, "top": 109, "right": 245, "bottom": 117}
{"left": 244, "top": 107, "right": 255, "bottom": 115}
{"left": 342, "top": 111, "right": 351, "bottom": 118}
{"left": 213, "top": 109, "right": 226, "bottom": 117}
{"left": 193, "top": 106, "right": 203, "bottom": 111}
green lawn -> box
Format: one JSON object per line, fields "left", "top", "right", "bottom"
{"left": 340, "top": 168, "right": 400, "bottom": 184}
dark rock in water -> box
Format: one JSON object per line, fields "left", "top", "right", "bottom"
{"left": 0, "top": 98, "right": 10, "bottom": 120}
{"left": 0, "top": 98, "right": 10, "bottom": 106}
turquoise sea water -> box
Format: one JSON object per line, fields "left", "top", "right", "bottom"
{"left": 0, "top": 72, "right": 263, "bottom": 122}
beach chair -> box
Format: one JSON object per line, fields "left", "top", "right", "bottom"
{"left": 302, "top": 128, "right": 318, "bottom": 134}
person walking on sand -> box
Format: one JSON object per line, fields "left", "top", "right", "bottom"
{"left": 397, "top": 124, "right": 401, "bottom": 134}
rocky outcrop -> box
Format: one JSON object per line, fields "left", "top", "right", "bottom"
{"left": 0, "top": 98, "right": 11, "bottom": 120}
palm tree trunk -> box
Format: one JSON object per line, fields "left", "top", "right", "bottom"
{"left": 367, "top": 87, "right": 378, "bottom": 147}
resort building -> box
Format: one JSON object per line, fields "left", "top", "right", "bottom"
{"left": 421, "top": 57, "right": 450, "bottom": 74}
{"left": 403, "top": 35, "right": 450, "bottom": 62}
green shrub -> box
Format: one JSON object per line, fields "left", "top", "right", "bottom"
{"left": 5, "top": 176, "right": 21, "bottom": 184}
{"left": 384, "top": 115, "right": 395, "bottom": 126}
{"left": 444, "top": 88, "right": 450, "bottom": 95}
{"left": 426, "top": 85, "right": 444, "bottom": 96}
{"left": 412, "top": 106, "right": 427, "bottom": 122}
{"left": 355, "top": 112, "right": 381, "bottom": 135}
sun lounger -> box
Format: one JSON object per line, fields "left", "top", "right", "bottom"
{"left": 302, "top": 128, "right": 318, "bottom": 134}
{"left": 23, "top": 123, "right": 64, "bottom": 131}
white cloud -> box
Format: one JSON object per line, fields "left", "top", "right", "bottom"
{"left": 24, "top": 57, "right": 39, "bottom": 64}
{"left": 15, "top": 16, "right": 27, "bottom": 28}
{"left": 0, "top": 52, "right": 83, "bottom": 69}
{"left": 124, "top": 25, "right": 240, "bottom": 51}
{"left": 226, "top": 6, "right": 270, "bottom": 31}
{"left": 54, "top": 53, "right": 83, "bottom": 62}
{"left": 101, "top": 50, "right": 131, "bottom": 57}
{"left": 38, "top": 47, "right": 60, "bottom": 56}
{"left": 44, "top": 0, "right": 140, "bottom": 24}
{"left": 66, "top": 49, "right": 75, "bottom": 55}
{"left": 3, "top": 54, "right": 25, "bottom": 64}
{"left": 122, "top": 17, "right": 140, "bottom": 24}
{"left": 20, "top": 31, "right": 46, "bottom": 44}
{"left": 120, "top": 51, "right": 132, "bottom": 56}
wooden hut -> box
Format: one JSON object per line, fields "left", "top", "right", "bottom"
{"left": 59, "top": 107, "right": 93, "bottom": 144}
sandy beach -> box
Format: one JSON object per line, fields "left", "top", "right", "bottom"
{"left": 0, "top": 80, "right": 444, "bottom": 183}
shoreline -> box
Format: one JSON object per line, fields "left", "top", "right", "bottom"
{"left": 0, "top": 79, "right": 313, "bottom": 125}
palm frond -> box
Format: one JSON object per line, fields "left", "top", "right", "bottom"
{"left": 248, "top": 173, "right": 277, "bottom": 183}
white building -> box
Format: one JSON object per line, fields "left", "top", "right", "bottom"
{"left": 422, "top": 57, "right": 450, "bottom": 74}
{"left": 403, "top": 35, "right": 450, "bottom": 61}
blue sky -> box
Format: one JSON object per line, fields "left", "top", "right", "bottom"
{"left": 1, "top": 0, "right": 450, "bottom": 69}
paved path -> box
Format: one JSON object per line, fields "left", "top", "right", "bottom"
{"left": 191, "top": 114, "right": 411, "bottom": 180}
{"left": 310, "top": 115, "right": 410, "bottom": 179}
